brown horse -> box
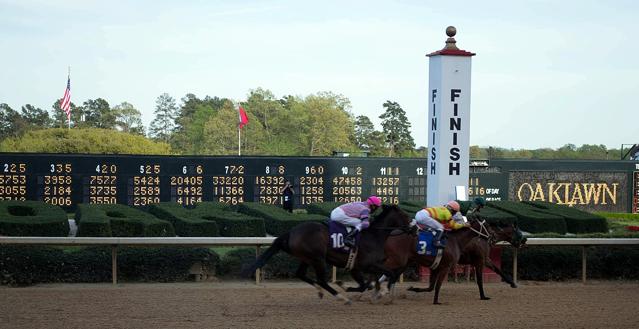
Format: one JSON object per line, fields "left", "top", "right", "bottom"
{"left": 242, "top": 205, "right": 412, "bottom": 304}
{"left": 378, "top": 217, "right": 493, "bottom": 304}
{"left": 412, "top": 219, "right": 527, "bottom": 301}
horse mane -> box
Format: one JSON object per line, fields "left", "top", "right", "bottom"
{"left": 372, "top": 204, "right": 410, "bottom": 226}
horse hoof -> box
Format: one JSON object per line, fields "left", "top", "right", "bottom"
{"left": 318, "top": 292, "right": 324, "bottom": 299}
{"left": 510, "top": 283, "right": 518, "bottom": 288}
{"left": 335, "top": 281, "right": 344, "bottom": 287}
{"left": 481, "top": 297, "right": 491, "bottom": 300}
{"left": 433, "top": 302, "right": 442, "bottom": 305}
{"left": 344, "top": 299, "right": 352, "bottom": 306}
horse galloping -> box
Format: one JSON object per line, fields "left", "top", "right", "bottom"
{"left": 415, "top": 217, "right": 527, "bottom": 301}
{"left": 242, "top": 204, "right": 412, "bottom": 304}
{"left": 380, "top": 217, "right": 493, "bottom": 304}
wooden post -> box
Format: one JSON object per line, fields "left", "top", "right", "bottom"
{"left": 582, "top": 246, "right": 587, "bottom": 284}
{"left": 399, "top": 273, "right": 404, "bottom": 284}
{"left": 512, "top": 248, "right": 518, "bottom": 285}
{"left": 255, "top": 245, "right": 261, "bottom": 285}
{"left": 332, "top": 266, "right": 337, "bottom": 283}
{"left": 111, "top": 245, "right": 118, "bottom": 285}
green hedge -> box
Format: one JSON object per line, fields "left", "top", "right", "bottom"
{"left": 0, "top": 246, "right": 218, "bottom": 286}
{"left": 194, "top": 202, "right": 265, "bottom": 237}
{"left": 488, "top": 201, "right": 567, "bottom": 234}
{"left": 148, "top": 202, "right": 219, "bottom": 237}
{"left": 75, "top": 204, "right": 174, "bottom": 237}
{"left": 594, "top": 212, "right": 639, "bottom": 220}
{"left": 0, "top": 200, "right": 69, "bottom": 236}
{"left": 501, "top": 246, "right": 639, "bottom": 280}
{"left": 525, "top": 201, "right": 608, "bottom": 233}
{"left": 305, "top": 202, "right": 342, "bottom": 216}
{"left": 237, "top": 202, "right": 326, "bottom": 236}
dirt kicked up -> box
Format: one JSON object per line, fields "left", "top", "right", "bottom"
{"left": 1, "top": 281, "right": 638, "bottom": 329}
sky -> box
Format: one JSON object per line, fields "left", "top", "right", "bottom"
{"left": 1, "top": 0, "right": 638, "bottom": 149}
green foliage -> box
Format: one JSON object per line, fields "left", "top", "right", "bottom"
{"left": 501, "top": 246, "right": 639, "bottom": 281}
{"left": 474, "top": 144, "right": 620, "bottom": 160}
{"left": 306, "top": 202, "right": 342, "bottom": 216}
{"left": 594, "top": 212, "right": 639, "bottom": 220}
{"left": 525, "top": 201, "right": 608, "bottom": 233}
{"left": 354, "top": 115, "right": 386, "bottom": 156}
{"left": 148, "top": 202, "right": 219, "bottom": 237}
{"left": 148, "top": 93, "right": 178, "bottom": 142}
{"left": 237, "top": 202, "right": 325, "bottom": 236}
{"left": 218, "top": 247, "right": 302, "bottom": 279}
{"left": 488, "top": 201, "right": 567, "bottom": 234}
{"left": 0, "top": 128, "right": 171, "bottom": 154}
{"left": 379, "top": 101, "right": 415, "bottom": 157}
{"left": 0, "top": 200, "right": 69, "bottom": 236}
{"left": 75, "top": 204, "right": 174, "bottom": 237}
{"left": 80, "top": 98, "right": 116, "bottom": 129}
{"left": 113, "top": 102, "right": 145, "bottom": 135}
{"left": 0, "top": 246, "right": 219, "bottom": 286}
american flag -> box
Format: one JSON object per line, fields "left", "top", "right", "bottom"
{"left": 60, "top": 76, "right": 71, "bottom": 118}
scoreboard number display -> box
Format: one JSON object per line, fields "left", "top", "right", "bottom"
{"left": 0, "top": 154, "right": 431, "bottom": 210}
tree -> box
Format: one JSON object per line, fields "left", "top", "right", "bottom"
{"left": 20, "top": 104, "right": 52, "bottom": 128}
{"left": 301, "top": 92, "right": 356, "bottom": 156}
{"left": 82, "top": 98, "right": 115, "bottom": 129}
{"left": 0, "top": 103, "right": 24, "bottom": 139}
{"left": 354, "top": 115, "right": 386, "bottom": 156}
{"left": 201, "top": 101, "right": 266, "bottom": 155}
{"left": 113, "top": 102, "right": 145, "bottom": 135}
{"left": 172, "top": 94, "right": 230, "bottom": 154}
{"left": 379, "top": 101, "right": 415, "bottom": 157}
{"left": 149, "top": 93, "right": 178, "bottom": 142}
{"left": 51, "top": 99, "right": 81, "bottom": 128}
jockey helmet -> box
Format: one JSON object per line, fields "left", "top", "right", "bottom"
{"left": 473, "top": 197, "right": 487, "bottom": 207}
{"left": 446, "top": 200, "right": 460, "bottom": 213}
{"left": 367, "top": 195, "right": 382, "bottom": 207}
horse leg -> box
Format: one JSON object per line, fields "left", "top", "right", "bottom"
{"left": 295, "top": 262, "right": 325, "bottom": 299}
{"left": 485, "top": 260, "right": 517, "bottom": 288}
{"left": 432, "top": 265, "right": 450, "bottom": 305}
{"left": 342, "top": 269, "right": 372, "bottom": 293}
{"left": 473, "top": 264, "right": 490, "bottom": 300}
{"left": 310, "top": 260, "right": 352, "bottom": 305}
{"left": 407, "top": 268, "right": 435, "bottom": 293}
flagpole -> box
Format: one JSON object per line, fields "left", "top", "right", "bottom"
{"left": 67, "top": 66, "right": 71, "bottom": 130}
{"left": 238, "top": 125, "right": 241, "bottom": 156}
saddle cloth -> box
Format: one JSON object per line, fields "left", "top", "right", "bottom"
{"left": 327, "top": 221, "right": 359, "bottom": 253}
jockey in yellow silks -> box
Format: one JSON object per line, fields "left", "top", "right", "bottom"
{"left": 414, "top": 200, "right": 468, "bottom": 248}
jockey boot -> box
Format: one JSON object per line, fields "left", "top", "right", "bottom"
{"left": 344, "top": 229, "right": 358, "bottom": 248}
{"left": 433, "top": 229, "right": 445, "bottom": 248}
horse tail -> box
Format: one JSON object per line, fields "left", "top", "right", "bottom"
{"left": 241, "top": 232, "right": 290, "bottom": 278}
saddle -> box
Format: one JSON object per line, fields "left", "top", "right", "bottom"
{"left": 327, "top": 221, "right": 360, "bottom": 253}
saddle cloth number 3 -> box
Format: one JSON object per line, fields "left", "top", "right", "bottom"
{"left": 418, "top": 241, "right": 428, "bottom": 255}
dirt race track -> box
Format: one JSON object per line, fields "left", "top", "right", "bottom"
{"left": 1, "top": 280, "right": 638, "bottom": 329}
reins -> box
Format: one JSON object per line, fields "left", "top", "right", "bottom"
{"left": 468, "top": 219, "right": 493, "bottom": 243}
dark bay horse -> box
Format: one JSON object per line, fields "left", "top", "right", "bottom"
{"left": 413, "top": 219, "right": 527, "bottom": 301}
{"left": 242, "top": 205, "right": 412, "bottom": 304}
{"left": 379, "top": 217, "right": 493, "bottom": 304}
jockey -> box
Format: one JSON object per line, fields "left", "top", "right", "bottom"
{"left": 414, "top": 200, "right": 468, "bottom": 248}
{"left": 467, "top": 197, "right": 487, "bottom": 215}
{"left": 330, "top": 195, "right": 382, "bottom": 247}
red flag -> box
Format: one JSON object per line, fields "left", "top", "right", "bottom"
{"left": 238, "top": 106, "right": 249, "bottom": 128}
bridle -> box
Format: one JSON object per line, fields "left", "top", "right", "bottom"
{"left": 468, "top": 218, "right": 494, "bottom": 244}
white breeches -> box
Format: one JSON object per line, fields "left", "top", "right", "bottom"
{"left": 415, "top": 210, "right": 444, "bottom": 231}
{"left": 330, "top": 207, "right": 362, "bottom": 230}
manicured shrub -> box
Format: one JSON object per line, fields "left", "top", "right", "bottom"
{"left": 75, "top": 204, "right": 174, "bottom": 237}
{"left": 306, "top": 202, "right": 342, "bottom": 216}
{"left": 488, "top": 201, "right": 567, "bottom": 234}
{"left": 525, "top": 201, "right": 608, "bottom": 233}
{"left": 148, "top": 202, "right": 219, "bottom": 237}
{"left": 237, "top": 202, "right": 325, "bottom": 236}
{"left": 0, "top": 200, "right": 69, "bottom": 236}
{"left": 0, "top": 246, "right": 219, "bottom": 286}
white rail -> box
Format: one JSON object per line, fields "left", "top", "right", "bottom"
{"left": 1, "top": 237, "right": 637, "bottom": 284}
